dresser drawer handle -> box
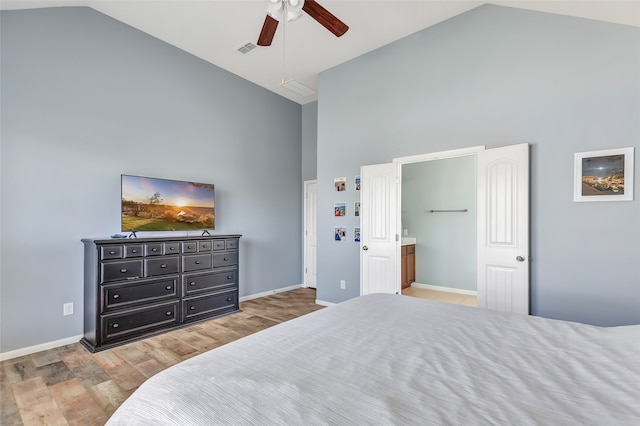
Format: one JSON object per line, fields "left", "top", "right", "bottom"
{"left": 120, "top": 268, "right": 127, "bottom": 273}
{"left": 112, "top": 323, "right": 119, "bottom": 328}
{"left": 194, "top": 260, "right": 200, "bottom": 265}
{"left": 189, "top": 306, "right": 195, "bottom": 310}
{"left": 189, "top": 282, "right": 196, "bottom": 286}
{"left": 160, "top": 264, "right": 167, "bottom": 269}
{"left": 226, "top": 297, "right": 232, "bottom": 302}
{"left": 109, "top": 250, "right": 116, "bottom": 255}
{"left": 131, "top": 249, "right": 137, "bottom": 253}
{"left": 169, "top": 247, "right": 175, "bottom": 251}
{"left": 187, "top": 246, "right": 193, "bottom": 250}
{"left": 227, "top": 276, "right": 232, "bottom": 280}
{"left": 166, "top": 285, "right": 172, "bottom": 290}
{"left": 223, "top": 257, "right": 228, "bottom": 261}
{"left": 152, "top": 248, "right": 158, "bottom": 252}
{"left": 112, "top": 294, "right": 120, "bottom": 299}
{"left": 166, "top": 311, "right": 172, "bottom": 316}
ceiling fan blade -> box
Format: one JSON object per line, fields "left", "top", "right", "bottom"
{"left": 257, "top": 15, "right": 279, "bottom": 46}
{"left": 302, "top": 0, "right": 349, "bottom": 37}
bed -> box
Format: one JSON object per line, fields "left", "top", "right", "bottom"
{"left": 106, "top": 293, "right": 640, "bottom": 425}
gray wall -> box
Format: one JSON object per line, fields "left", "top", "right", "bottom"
{"left": 402, "top": 157, "right": 476, "bottom": 291}
{"left": 316, "top": 5, "right": 640, "bottom": 326}
{"left": 302, "top": 101, "right": 318, "bottom": 181}
{"left": 0, "top": 7, "right": 302, "bottom": 353}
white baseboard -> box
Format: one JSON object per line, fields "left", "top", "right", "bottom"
{"left": 1, "top": 285, "right": 310, "bottom": 361}
{"left": 239, "top": 284, "right": 304, "bottom": 302}
{"left": 411, "top": 282, "right": 477, "bottom": 296}
{"left": 0, "top": 334, "right": 83, "bottom": 362}
{"left": 315, "top": 299, "right": 336, "bottom": 307}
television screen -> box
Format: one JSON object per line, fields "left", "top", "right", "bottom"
{"left": 121, "top": 175, "right": 215, "bottom": 232}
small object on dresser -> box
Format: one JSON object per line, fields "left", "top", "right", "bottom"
{"left": 110, "top": 234, "right": 128, "bottom": 239}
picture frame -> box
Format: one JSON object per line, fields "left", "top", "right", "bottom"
{"left": 574, "top": 147, "right": 634, "bottom": 202}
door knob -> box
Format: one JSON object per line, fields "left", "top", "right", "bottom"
{"left": 516, "top": 256, "right": 525, "bottom": 262}
{"left": 362, "top": 246, "right": 368, "bottom": 251}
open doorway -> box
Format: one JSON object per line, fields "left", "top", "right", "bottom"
{"left": 399, "top": 152, "right": 478, "bottom": 307}
{"left": 360, "top": 143, "right": 530, "bottom": 314}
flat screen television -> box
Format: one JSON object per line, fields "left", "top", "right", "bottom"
{"left": 121, "top": 174, "right": 215, "bottom": 232}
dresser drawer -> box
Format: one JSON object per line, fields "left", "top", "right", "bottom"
{"left": 101, "top": 260, "right": 143, "bottom": 283}
{"left": 124, "top": 245, "right": 144, "bottom": 258}
{"left": 182, "top": 241, "right": 198, "bottom": 253}
{"left": 145, "top": 256, "right": 180, "bottom": 277}
{"left": 183, "top": 253, "right": 212, "bottom": 272}
{"left": 102, "top": 278, "right": 178, "bottom": 311}
{"left": 225, "top": 239, "right": 238, "bottom": 250}
{"left": 182, "top": 289, "right": 237, "bottom": 322}
{"left": 101, "top": 301, "right": 179, "bottom": 343}
{"left": 213, "top": 252, "right": 238, "bottom": 267}
{"left": 165, "top": 242, "right": 181, "bottom": 255}
{"left": 213, "top": 240, "right": 226, "bottom": 250}
{"left": 101, "top": 246, "right": 123, "bottom": 260}
{"left": 183, "top": 270, "right": 236, "bottom": 296}
{"left": 198, "top": 240, "right": 212, "bottom": 252}
{"left": 146, "top": 243, "right": 164, "bottom": 256}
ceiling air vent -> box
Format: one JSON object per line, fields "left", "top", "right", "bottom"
{"left": 237, "top": 41, "right": 258, "bottom": 55}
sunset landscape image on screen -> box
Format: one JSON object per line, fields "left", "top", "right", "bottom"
{"left": 121, "top": 175, "right": 215, "bottom": 231}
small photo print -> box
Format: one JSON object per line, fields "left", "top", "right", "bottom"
{"left": 354, "top": 227, "right": 361, "bottom": 242}
{"left": 355, "top": 175, "right": 361, "bottom": 191}
{"left": 334, "top": 227, "right": 347, "bottom": 241}
{"left": 334, "top": 202, "right": 346, "bottom": 217}
{"left": 354, "top": 202, "right": 360, "bottom": 217}
{"left": 334, "top": 177, "right": 346, "bottom": 192}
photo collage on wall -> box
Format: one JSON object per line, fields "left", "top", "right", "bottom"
{"left": 334, "top": 176, "right": 360, "bottom": 242}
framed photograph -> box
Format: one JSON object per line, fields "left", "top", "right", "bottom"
{"left": 334, "top": 227, "right": 346, "bottom": 242}
{"left": 354, "top": 202, "right": 360, "bottom": 217}
{"left": 574, "top": 147, "right": 634, "bottom": 202}
{"left": 355, "top": 175, "right": 361, "bottom": 191}
{"left": 334, "top": 177, "right": 346, "bottom": 192}
{"left": 334, "top": 202, "right": 346, "bottom": 217}
{"left": 354, "top": 227, "right": 361, "bottom": 242}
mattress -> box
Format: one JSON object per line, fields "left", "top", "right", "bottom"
{"left": 106, "top": 293, "right": 640, "bottom": 425}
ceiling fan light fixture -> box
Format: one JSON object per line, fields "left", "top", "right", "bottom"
{"left": 266, "top": 0, "right": 305, "bottom": 23}
{"left": 286, "top": 0, "right": 304, "bottom": 21}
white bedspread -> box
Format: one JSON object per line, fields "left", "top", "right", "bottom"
{"left": 107, "top": 294, "right": 640, "bottom": 425}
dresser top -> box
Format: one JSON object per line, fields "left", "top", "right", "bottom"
{"left": 82, "top": 234, "right": 242, "bottom": 245}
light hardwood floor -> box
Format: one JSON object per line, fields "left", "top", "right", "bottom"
{"left": 402, "top": 285, "right": 477, "bottom": 307}
{"left": 1, "top": 288, "right": 323, "bottom": 426}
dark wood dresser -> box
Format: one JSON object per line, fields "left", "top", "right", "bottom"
{"left": 81, "top": 235, "right": 241, "bottom": 352}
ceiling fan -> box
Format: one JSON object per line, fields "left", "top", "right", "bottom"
{"left": 257, "top": 0, "right": 349, "bottom": 47}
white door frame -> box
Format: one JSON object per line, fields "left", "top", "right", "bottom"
{"left": 303, "top": 180, "right": 317, "bottom": 288}
{"left": 393, "top": 146, "right": 486, "bottom": 291}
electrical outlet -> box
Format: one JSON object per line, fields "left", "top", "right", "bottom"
{"left": 63, "top": 302, "right": 73, "bottom": 316}
{"left": 340, "top": 280, "right": 346, "bottom": 290}
{"left": 403, "top": 229, "right": 408, "bottom": 236}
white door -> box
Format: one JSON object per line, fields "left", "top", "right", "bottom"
{"left": 360, "top": 163, "right": 399, "bottom": 295}
{"left": 477, "top": 143, "right": 530, "bottom": 314}
{"left": 303, "top": 180, "right": 317, "bottom": 288}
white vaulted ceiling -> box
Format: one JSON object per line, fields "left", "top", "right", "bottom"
{"left": 2, "top": 1, "right": 639, "bottom": 104}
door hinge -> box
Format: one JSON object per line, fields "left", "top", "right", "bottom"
{"left": 395, "top": 234, "right": 399, "bottom": 241}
